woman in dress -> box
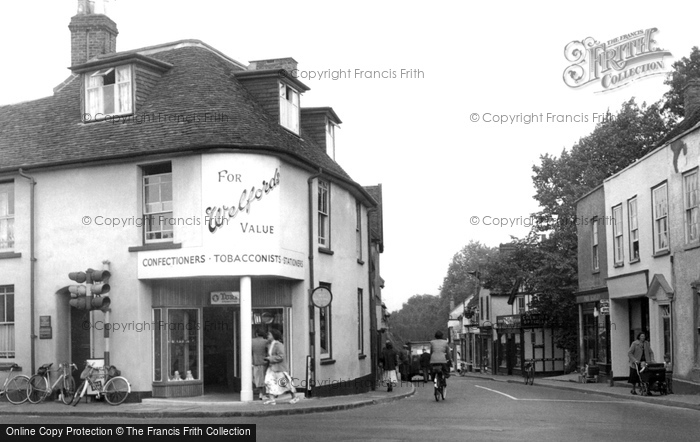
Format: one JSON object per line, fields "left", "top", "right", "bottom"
{"left": 263, "top": 328, "right": 299, "bottom": 405}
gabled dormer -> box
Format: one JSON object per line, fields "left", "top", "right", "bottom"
{"left": 300, "top": 107, "right": 342, "bottom": 160}
{"left": 235, "top": 58, "right": 310, "bottom": 135}
{"left": 71, "top": 54, "right": 172, "bottom": 122}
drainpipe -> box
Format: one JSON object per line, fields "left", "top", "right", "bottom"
{"left": 306, "top": 168, "right": 323, "bottom": 398}
{"left": 18, "top": 169, "right": 36, "bottom": 375}
{"left": 366, "top": 208, "right": 377, "bottom": 390}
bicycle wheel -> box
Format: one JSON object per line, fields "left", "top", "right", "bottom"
{"left": 104, "top": 377, "right": 130, "bottom": 405}
{"left": 441, "top": 381, "right": 447, "bottom": 400}
{"left": 27, "top": 375, "right": 49, "bottom": 404}
{"left": 61, "top": 376, "right": 76, "bottom": 405}
{"left": 523, "top": 372, "right": 529, "bottom": 385}
{"left": 528, "top": 370, "right": 534, "bottom": 385}
{"left": 72, "top": 380, "right": 87, "bottom": 407}
{"left": 5, "top": 376, "right": 30, "bottom": 405}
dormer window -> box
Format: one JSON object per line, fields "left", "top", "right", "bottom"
{"left": 279, "top": 83, "right": 299, "bottom": 133}
{"left": 326, "top": 120, "right": 336, "bottom": 160}
{"left": 85, "top": 65, "right": 132, "bottom": 119}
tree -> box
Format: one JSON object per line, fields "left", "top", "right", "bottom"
{"left": 438, "top": 241, "right": 497, "bottom": 307}
{"left": 389, "top": 294, "right": 447, "bottom": 342}
{"left": 662, "top": 46, "right": 700, "bottom": 122}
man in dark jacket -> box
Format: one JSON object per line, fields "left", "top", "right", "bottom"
{"left": 380, "top": 341, "right": 399, "bottom": 392}
{"left": 419, "top": 349, "right": 432, "bottom": 383}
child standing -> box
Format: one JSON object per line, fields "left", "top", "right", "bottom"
{"left": 664, "top": 354, "right": 673, "bottom": 394}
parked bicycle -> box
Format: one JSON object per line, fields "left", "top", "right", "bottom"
{"left": 523, "top": 359, "right": 535, "bottom": 385}
{"left": 72, "top": 361, "right": 130, "bottom": 406}
{"left": 0, "top": 363, "right": 30, "bottom": 405}
{"left": 27, "top": 363, "right": 77, "bottom": 405}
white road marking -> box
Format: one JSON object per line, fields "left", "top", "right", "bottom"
{"left": 474, "top": 385, "right": 518, "bottom": 400}
{"left": 474, "top": 385, "right": 632, "bottom": 403}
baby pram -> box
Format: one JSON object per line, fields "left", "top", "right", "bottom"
{"left": 635, "top": 362, "right": 668, "bottom": 396}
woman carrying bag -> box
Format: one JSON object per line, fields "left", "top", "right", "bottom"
{"left": 263, "top": 329, "right": 299, "bottom": 405}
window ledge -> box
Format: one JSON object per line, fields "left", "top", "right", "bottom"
{"left": 613, "top": 262, "right": 624, "bottom": 268}
{"left": 357, "top": 259, "right": 365, "bottom": 265}
{"left": 592, "top": 269, "right": 600, "bottom": 275}
{"left": 0, "top": 364, "right": 20, "bottom": 371}
{"left": 629, "top": 258, "right": 640, "bottom": 265}
{"left": 683, "top": 242, "right": 700, "bottom": 252}
{"left": 0, "top": 252, "right": 21, "bottom": 260}
{"left": 128, "top": 243, "right": 182, "bottom": 252}
{"left": 653, "top": 250, "right": 670, "bottom": 258}
{"left": 358, "top": 354, "right": 367, "bottom": 360}
{"left": 318, "top": 247, "right": 334, "bottom": 256}
{"left": 320, "top": 358, "right": 336, "bottom": 366}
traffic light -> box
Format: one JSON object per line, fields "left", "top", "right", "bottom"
{"left": 68, "top": 268, "right": 111, "bottom": 311}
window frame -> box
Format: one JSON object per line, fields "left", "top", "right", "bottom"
{"left": 357, "top": 288, "right": 364, "bottom": 354}
{"left": 84, "top": 64, "right": 133, "bottom": 120}
{"left": 652, "top": 182, "right": 669, "bottom": 254}
{"left": 326, "top": 120, "right": 336, "bottom": 160}
{"left": 628, "top": 197, "right": 639, "bottom": 262}
{"left": 356, "top": 201, "right": 362, "bottom": 262}
{"left": 592, "top": 217, "right": 600, "bottom": 272}
{"left": 142, "top": 163, "right": 174, "bottom": 244}
{"left": 0, "top": 182, "right": 14, "bottom": 251}
{"left": 318, "top": 180, "right": 330, "bottom": 248}
{"left": 612, "top": 204, "right": 624, "bottom": 265}
{"left": 279, "top": 82, "right": 300, "bottom": 134}
{"left": 0, "top": 285, "right": 15, "bottom": 359}
{"left": 683, "top": 169, "right": 699, "bottom": 244}
{"left": 319, "top": 282, "right": 332, "bottom": 359}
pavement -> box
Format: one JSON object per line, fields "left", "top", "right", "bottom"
{"left": 0, "top": 382, "right": 415, "bottom": 418}
{"left": 2, "top": 372, "right": 699, "bottom": 417}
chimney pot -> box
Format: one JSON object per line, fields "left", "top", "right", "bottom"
{"left": 683, "top": 79, "right": 700, "bottom": 119}
{"left": 69, "top": 1, "right": 118, "bottom": 67}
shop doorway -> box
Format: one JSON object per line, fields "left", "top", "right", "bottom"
{"left": 203, "top": 307, "right": 237, "bottom": 393}
{"left": 70, "top": 309, "right": 91, "bottom": 388}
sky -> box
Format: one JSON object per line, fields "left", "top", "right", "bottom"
{"left": 0, "top": 0, "right": 697, "bottom": 312}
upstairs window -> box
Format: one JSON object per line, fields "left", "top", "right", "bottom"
{"left": 318, "top": 180, "right": 330, "bottom": 248}
{"left": 628, "top": 198, "right": 639, "bottom": 261}
{"left": 652, "top": 183, "right": 669, "bottom": 253}
{"left": 612, "top": 204, "right": 624, "bottom": 264}
{"left": 592, "top": 218, "right": 599, "bottom": 271}
{"left": 279, "top": 83, "right": 299, "bottom": 133}
{"left": 356, "top": 201, "right": 362, "bottom": 261}
{"left": 85, "top": 65, "right": 132, "bottom": 119}
{"left": 684, "top": 170, "right": 699, "bottom": 244}
{"left": 0, "top": 182, "right": 14, "bottom": 250}
{"left": 326, "top": 120, "right": 336, "bottom": 160}
{"left": 143, "top": 163, "right": 173, "bottom": 243}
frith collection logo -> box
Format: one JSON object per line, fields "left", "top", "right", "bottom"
{"left": 563, "top": 28, "right": 672, "bottom": 92}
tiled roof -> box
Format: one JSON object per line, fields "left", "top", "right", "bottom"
{"left": 0, "top": 42, "right": 368, "bottom": 199}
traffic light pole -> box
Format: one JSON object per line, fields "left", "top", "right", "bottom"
{"left": 103, "top": 261, "right": 111, "bottom": 367}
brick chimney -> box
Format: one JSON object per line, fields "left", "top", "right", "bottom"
{"left": 248, "top": 58, "right": 298, "bottom": 72}
{"left": 683, "top": 79, "right": 700, "bottom": 119}
{"left": 68, "top": 0, "right": 118, "bottom": 67}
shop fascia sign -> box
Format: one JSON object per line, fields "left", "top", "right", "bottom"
{"left": 210, "top": 291, "right": 240, "bottom": 305}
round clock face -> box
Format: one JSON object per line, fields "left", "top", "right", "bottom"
{"left": 261, "top": 312, "right": 274, "bottom": 324}
{"left": 311, "top": 286, "right": 333, "bottom": 308}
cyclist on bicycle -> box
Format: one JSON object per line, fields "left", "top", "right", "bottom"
{"left": 429, "top": 331, "right": 452, "bottom": 386}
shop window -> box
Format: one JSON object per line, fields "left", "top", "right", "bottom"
{"left": 85, "top": 65, "right": 132, "bottom": 119}
{"left": 612, "top": 204, "right": 624, "bottom": 264}
{"left": 628, "top": 198, "right": 639, "bottom": 261}
{"left": 0, "top": 285, "right": 14, "bottom": 358}
{"left": 167, "top": 309, "right": 199, "bottom": 381}
{"left": 0, "top": 182, "right": 14, "bottom": 251}
{"left": 318, "top": 180, "right": 330, "bottom": 248}
{"left": 143, "top": 163, "right": 173, "bottom": 243}
{"left": 683, "top": 170, "right": 699, "bottom": 244}
{"left": 652, "top": 183, "right": 669, "bottom": 253}
{"left": 153, "top": 309, "right": 162, "bottom": 382}
{"left": 661, "top": 305, "right": 671, "bottom": 358}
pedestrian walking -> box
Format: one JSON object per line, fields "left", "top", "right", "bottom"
{"left": 251, "top": 327, "right": 268, "bottom": 400}
{"left": 628, "top": 332, "right": 654, "bottom": 395}
{"left": 263, "top": 328, "right": 299, "bottom": 405}
{"left": 419, "top": 349, "right": 432, "bottom": 383}
{"left": 380, "top": 340, "right": 399, "bottom": 392}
